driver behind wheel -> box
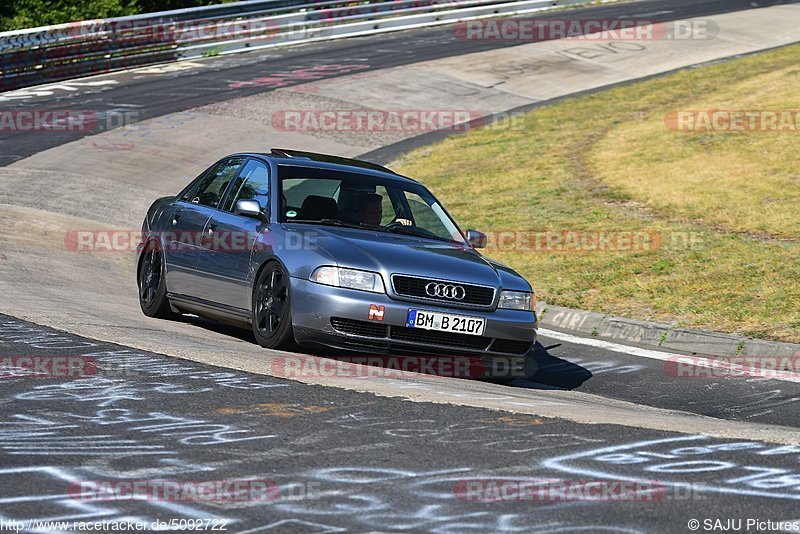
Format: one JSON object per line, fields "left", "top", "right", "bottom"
{"left": 357, "top": 192, "right": 413, "bottom": 226}
{"left": 358, "top": 193, "right": 383, "bottom": 226}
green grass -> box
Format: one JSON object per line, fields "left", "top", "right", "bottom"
{"left": 391, "top": 44, "right": 800, "bottom": 344}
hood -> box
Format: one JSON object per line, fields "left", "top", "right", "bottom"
{"left": 285, "top": 224, "right": 531, "bottom": 291}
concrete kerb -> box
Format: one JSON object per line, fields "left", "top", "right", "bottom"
{"left": 537, "top": 303, "right": 800, "bottom": 359}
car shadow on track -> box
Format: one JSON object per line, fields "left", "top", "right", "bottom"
{"left": 177, "top": 316, "right": 592, "bottom": 390}
{"left": 514, "top": 342, "right": 593, "bottom": 390}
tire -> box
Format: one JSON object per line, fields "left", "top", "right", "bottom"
{"left": 138, "top": 241, "right": 180, "bottom": 319}
{"left": 252, "top": 261, "right": 295, "bottom": 349}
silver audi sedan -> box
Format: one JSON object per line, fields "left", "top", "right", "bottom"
{"left": 137, "top": 149, "right": 538, "bottom": 373}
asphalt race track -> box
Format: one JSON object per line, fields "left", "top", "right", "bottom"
{"left": 2, "top": 0, "right": 797, "bottom": 163}
{"left": 1, "top": 0, "right": 800, "bottom": 532}
{"left": 2, "top": 314, "right": 800, "bottom": 533}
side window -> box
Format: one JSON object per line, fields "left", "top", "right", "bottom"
{"left": 222, "top": 159, "right": 270, "bottom": 213}
{"left": 182, "top": 157, "right": 244, "bottom": 208}
{"left": 178, "top": 162, "right": 216, "bottom": 200}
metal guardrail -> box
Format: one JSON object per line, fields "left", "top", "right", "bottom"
{"left": 0, "top": 0, "right": 588, "bottom": 92}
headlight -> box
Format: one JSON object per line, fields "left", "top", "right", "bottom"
{"left": 310, "top": 266, "right": 385, "bottom": 293}
{"left": 498, "top": 290, "right": 534, "bottom": 311}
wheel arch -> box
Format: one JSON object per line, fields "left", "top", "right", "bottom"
{"left": 250, "top": 255, "right": 292, "bottom": 311}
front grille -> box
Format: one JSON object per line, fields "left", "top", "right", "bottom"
{"left": 392, "top": 275, "right": 495, "bottom": 307}
{"left": 391, "top": 326, "right": 492, "bottom": 351}
{"left": 331, "top": 318, "right": 388, "bottom": 338}
{"left": 490, "top": 338, "right": 534, "bottom": 355}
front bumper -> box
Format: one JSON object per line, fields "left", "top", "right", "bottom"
{"left": 290, "top": 277, "right": 537, "bottom": 358}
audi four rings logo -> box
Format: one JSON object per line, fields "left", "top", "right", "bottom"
{"left": 425, "top": 282, "right": 466, "bottom": 300}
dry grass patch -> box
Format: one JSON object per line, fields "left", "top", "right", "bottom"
{"left": 391, "top": 44, "right": 800, "bottom": 342}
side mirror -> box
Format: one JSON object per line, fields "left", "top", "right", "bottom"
{"left": 465, "top": 229, "right": 487, "bottom": 249}
{"left": 235, "top": 199, "right": 267, "bottom": 222}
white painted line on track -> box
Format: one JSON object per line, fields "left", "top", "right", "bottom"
{"left": 624, "top": 10, "right": 674, "bottom": 17}
{"left": 539, "top": 328, "right": 685, "bottom": 360}
{"left": 538, "top": 328, "right": 800, "bottom": 384}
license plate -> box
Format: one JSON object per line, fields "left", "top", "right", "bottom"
{"left": 406, "top": 309, "right": 486, "bottom": 336}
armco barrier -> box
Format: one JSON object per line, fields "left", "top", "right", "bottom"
{"left": 0, "top": 0, "right": 590, "bottom": 91}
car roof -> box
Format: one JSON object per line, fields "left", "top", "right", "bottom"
{"left": 233, "top": 148, "right": 418, "bottom": 184}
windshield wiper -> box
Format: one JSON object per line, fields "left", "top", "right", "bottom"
{"left": 384, "top": 224, "right": 454, "bottom": 243}
{"left": 288, "top": 218, "right": 367, "bottom": 230}
{"left": 320, "top": 218, "right": 370, "bottom": 229}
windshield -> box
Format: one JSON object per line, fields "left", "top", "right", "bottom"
{"left": 278, "top": 165, "right": 466, "bottom": 245}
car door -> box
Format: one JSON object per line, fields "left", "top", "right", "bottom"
{"left": 194, "top": 158, "right": 270, "bottom": 311}
{"left": 163, "top": 156, "right": 246, "bottom": 298}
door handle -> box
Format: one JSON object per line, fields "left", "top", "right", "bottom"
{"left": 202, "top": 223, "right": 219, "bottom": 249}
{"left": 172, "top": 212, "right": 182, "bottom": 226}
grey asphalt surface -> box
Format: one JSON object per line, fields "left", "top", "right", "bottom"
{"left": 526, "top": 330, "right": 800, "bottom": 429}
{"left": 2, "top": 0, "right": 799, "bottom": 165}
{"left": 2, "top": 314, "right": 800, "bottom": 534}
{"left": 3, "top": 0, "right": 800, "bottom": 531}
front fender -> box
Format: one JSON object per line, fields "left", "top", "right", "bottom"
{"left": 246, "top": 225, "right": 338, "bottom": 292}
